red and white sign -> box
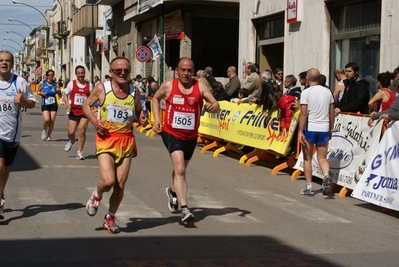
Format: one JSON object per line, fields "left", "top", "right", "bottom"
{"left": 287, "top": 0, "right": 302, "bottom": 23}
{"left": 135, "top": 46, "right": 151, "bottom": 63}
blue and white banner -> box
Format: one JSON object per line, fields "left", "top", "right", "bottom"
{"left": 147, "top": 34, "right": 162, "bottom": 59}
{"left": 352, "top": 121, "right": 399, "bottom": 211}
{"left": 294, "top": 114, "right": 383, "bottom": 190}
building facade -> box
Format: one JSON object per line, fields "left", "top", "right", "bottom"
{"left": 240, "top": 0, "right": 398, "bottom": 95}
{"left": 20, "top": 0, "right": 398, "bottom": 94}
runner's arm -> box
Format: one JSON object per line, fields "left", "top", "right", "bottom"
{"left": 152, "top": 81, "right": 170, "bottom": 132}
{"left": 201, "top": 82, "right": 220, "bottom": 114}
{"left": 82, "top": 84, "right": 103, "bottom": 128}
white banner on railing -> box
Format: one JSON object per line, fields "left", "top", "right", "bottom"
{"left": 294, "top": 114, "right": 383, "bottom": 190}
{"left": 352, "top": 121, "right": 399, "bottom": 211}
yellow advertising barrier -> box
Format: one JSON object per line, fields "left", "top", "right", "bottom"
{"left": 198, "top": 101, "right": 300, "bottom": 156}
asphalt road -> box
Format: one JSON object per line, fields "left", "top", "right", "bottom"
{"left": 1, "top": 104, "right": 398, "bottom": 267}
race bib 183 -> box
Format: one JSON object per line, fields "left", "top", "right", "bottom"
{"left": 106, "top": 104, "right": 133, "bottom": 124}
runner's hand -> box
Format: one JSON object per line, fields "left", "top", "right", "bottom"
{"left": 95, "top": 120, "right": 109, "bottom": 136}
{"left": 14, "top": 89, "right": 25, "bottom": 105}
{"left": 152, "top": 120, "right": 162, "bottom": 133}
{"left": 140, "top": 113, "right": 148, "bottom": 127}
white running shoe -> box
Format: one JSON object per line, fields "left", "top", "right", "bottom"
{"left": 41, "top": 130, "right": 47, "bottom": 141}
{"left": 181, "top": 207, "right": 195, "bottom": 223}
{"left": 47, "top": 136, "right": 52, "bottom": 142}
{"left": 64, "top": 140, "right": 74, "bottom": 152}
{"left": 77, "top": 151, "right": 85, "bottom": 160}
{"left": 85, "top": 190, "right": 101, "bottom": 216}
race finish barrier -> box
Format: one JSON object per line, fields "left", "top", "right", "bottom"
{"left": 198, "top": 100, "right": 301, "bottom": 176}
{"left": 352, "top": 120, "right": 399, "bottom": 212}
{"left": 137, "top": 99, "right": 397, "bottom": 213}
{"left": 135, "top": 95, "right": 153, "bottom": 133}
{"left": 293, "top": 112, "right": 385, "bottom": 198}
{"left": 137, "top": 99, "right": 316, "bottom": 181}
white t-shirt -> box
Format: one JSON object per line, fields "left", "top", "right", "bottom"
{"left": 0, "top": 74, "right": 37, "bottom": 142}
{"left": 300, "top": 85, "right": 334, "bottom": 132}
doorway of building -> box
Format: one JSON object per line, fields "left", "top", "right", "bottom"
{"left": 259, "top": 43, "right": 284, "bottom": 79}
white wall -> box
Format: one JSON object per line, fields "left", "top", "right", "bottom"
{"left": 380, "top": 0, "right": 399, "bottom": 71}
{"left": 284, "top": 0, "right": 331, "bottom": 80}
{"left": 239, "top": 0, "right": 331, "bottom": 82}
{"left": 72, "top": 36, "right": 88, "bottom": 75}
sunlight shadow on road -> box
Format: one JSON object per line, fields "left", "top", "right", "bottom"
{"left": 0, "top": 203, "right": 84, "bottom": 225}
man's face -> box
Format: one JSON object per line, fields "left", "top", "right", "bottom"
{"left": 227, "top": 69, "right": 231, "bottom": 78}
{"left": 345, "top": 67, "right": 357, "bottom": 80}
{"left": 275, "top": 71, "right": 283, "bottom": 81}
{"left": 0, "top": 52, "right": 13, "bottom": 76}
{"left": 177, "top": 59, "right": 194, "bottom": 85}
{"left": 110, "top": 59, "right": 131, "bottom": 83}
{"left": 245, "top": 64, "right": 251, "bottom": 75}
{"left": 75, "top": 68, "right": 86, "bottom": 81}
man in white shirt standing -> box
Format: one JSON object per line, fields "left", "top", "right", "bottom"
{"left": 298, "top": 68, "right": 335, "bottom": 196}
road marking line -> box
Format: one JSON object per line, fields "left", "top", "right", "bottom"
{"left": 238, "top": 189, "right": 351, "bottom": 224}
{"left": 38, "top": 165, "right": 97, "bottom": 168}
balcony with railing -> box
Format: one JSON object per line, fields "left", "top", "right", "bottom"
{"left": 72, "top": 4, "right": 99, "bottom": 36}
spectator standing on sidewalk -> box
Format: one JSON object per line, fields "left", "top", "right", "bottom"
{"left": 335, "top": 62, "right": 370, "bottom": 114}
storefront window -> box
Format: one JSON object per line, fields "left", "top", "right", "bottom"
{"left": 331, "top": 0, "right": 381, "bottom": 97}
{"left": 256, "top": 14, "right": 285, "bottom": 76}
{"left": 258, "top": 16, "right": 284, "bottom": 40}
{"left": 335, "top": 36, "right": 380, "bottom": 96}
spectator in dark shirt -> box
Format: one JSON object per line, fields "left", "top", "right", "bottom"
{"left": 204, "top": 66, "right": 216, "bottom": 86}
{"left": 211, "top": 81, "right": 229, "bottom": 101}
{"left": 225, "top": 66, "right": 241, "bottom": 99}
{"left": 335, "top": 62, "right": 370, "bottom": 114}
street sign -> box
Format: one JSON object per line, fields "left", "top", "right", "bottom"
{"left": 135, "top": 46, "right": 152, "bottom": 63}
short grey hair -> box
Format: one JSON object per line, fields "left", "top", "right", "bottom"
{"left": 261, "top": 71, "right": 272, "bottom": 81}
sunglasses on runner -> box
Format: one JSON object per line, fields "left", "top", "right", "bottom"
{"left": 111, "top": 68, "right": 131, "bottom": 75}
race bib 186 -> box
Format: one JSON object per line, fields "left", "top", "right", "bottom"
{"left": 0, "top": 102, "right": 16, "bottom": 116}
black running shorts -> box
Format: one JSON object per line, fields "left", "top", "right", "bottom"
{"left": 161, "top": 131, "right": 197, "bottom": 161}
